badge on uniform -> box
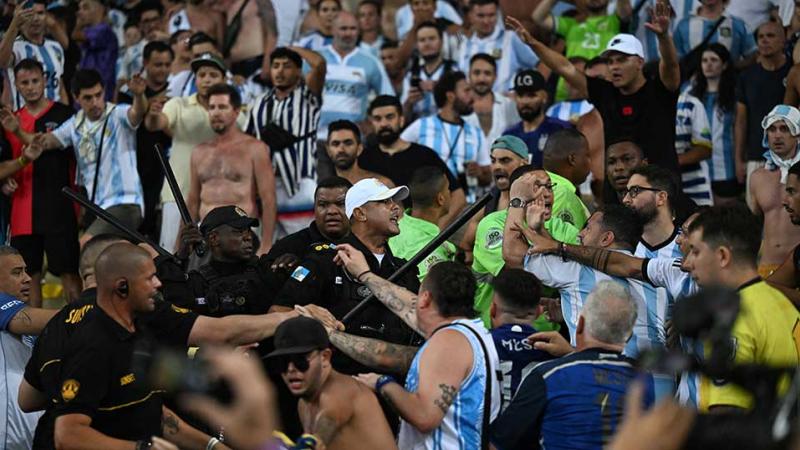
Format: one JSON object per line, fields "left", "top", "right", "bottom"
{"left": 62, "top": 379, "right": 80, "bottom": 402}
{"left": 292, "top": 266, "right": 311, "bottom": 282}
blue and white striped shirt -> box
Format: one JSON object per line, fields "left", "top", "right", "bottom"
{"left": 7, "top": 36, "right": 65, "bottom": 109}
{"left": 673, "top": 14, "right": 756, "bottom": 62}
{"left": 400, "top": 114, "right": 490, "bottom": 202}
{"left": 624, "top": 0, "right": 700, "bottom": 62}
{"left": 52, "top": 104, "right": 144, "bottom": 212}
{"left": 397, "top": 318, "right": 501, "bottom": 450}
{"left": 675, "top": 92, "right": 713, "bottom": 205}
{"left": 399, "top": 60, "right": 453, "bottom": 119}
{"left": 702, "top": 92, "right": 737, "bottom": 182}
{"left": 457, "top": 25, "right": 539, "bottom": 93}
{"left": 546, "top": 99, "right": 595, "bottom": 125}
{"left": 395, "top": 0, "right": 464, "bottom": 40}
{"left": 294, "top": 31, "right": 333, "bottom": 52}
{"left": 317, "top": 45, "right": 394, "bottom": 140}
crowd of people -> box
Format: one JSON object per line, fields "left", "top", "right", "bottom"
{"left": 0, "top": 0, "right": 798, "bottom": 448}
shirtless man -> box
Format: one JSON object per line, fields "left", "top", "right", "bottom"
{"left": 326, "top": 120, "right": 393, "bottom": 187}
{"left": 211, "top": 0, "right": 277, "bottom": 78}
{"left": 187, "top": 83, "right": 276, "bottom": 255}
{"left": 167, "top": 0, "right": 225, "bottom": 48}
{"left": 749, "top": 105, "right": 800, "bottom": 278}
{"left": 266, "top": 316, "right": 398, "bottom": 450}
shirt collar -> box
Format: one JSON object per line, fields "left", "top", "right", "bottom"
{"left": 737, "top": 277, "right": 762, "bottom": 292}
{"left": 400, "top": 209, "right": 440, "bottom": 235}
{"left": 546, "top": 171, "right": 576, "bottom": 193}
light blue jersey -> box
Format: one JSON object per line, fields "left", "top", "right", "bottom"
{"left": 624, "top": 0, "right": 699, "bottom": 62}
{"left": 675, "top": 92, "right": 713, "bottom": 205}
{"left": 703, "top": 92, "right": 737, "bottom": 182}
{"left": 673, "top": 14, "right": 755, "bottom": 62}
{"left": 397, "top": 318, "right": 501, "bottom": 450}
{"left": 457, "top": 25, "right": 539, "bottom": 92}
{"left": 7, "top": 36, "right": 65, "bottom": 109}
{"left": 546, "top": 99, "right": 595, "bottom": 125}
{"left": 395, "top": 0, "right": 463, "bottom": 39}
{"left": 52, "top": 104, "right": 144, "bottom": 212}
{"left": 400, "top": 114, "right": 490, "bottom": 202}
{"left": 294, "top": 31, "right": 333, "bottom": 52}
{"left": 317, "top": 45, "right": 394, "bottom": 141}
{"left": 399, "top": 60, "right": 453, "bottom": 119}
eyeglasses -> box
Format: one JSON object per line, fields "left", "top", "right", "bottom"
{"left": 533, "top": 182, "right": 556, "bottom": 191}
{"left": 622, "top": 185, "right": 661, "bottom": 199}
{"left": 270, "top": 352, "right": 315, "bottom": 373}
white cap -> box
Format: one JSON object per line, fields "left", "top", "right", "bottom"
{"left": 602, "top": 34, "right": 644, "bottom": 59}
{"left": 345, "top": 178, "right": 409, "bottom": 218}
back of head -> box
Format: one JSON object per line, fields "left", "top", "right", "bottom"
{"left": 629, "top": 164, "right": 677, "bottom": 211}
{"left": 688, "top": 204, "right": 762, "bottom": 268}
{"left": 409, "top": 166, "right": 447, "bottom": 209}
{"left": 95, "top": 243, "right": 152, "bottom": 291}
{"left": 791, "top": 161, "right": 800, "bottom": 179}
{"left": 434, "top": 71, "right": 466, "bottom": 108}
{"left": 422, "top": 262, "right": 477, "bottom": 318}
{"left": 542, "top": 128, "right": 587, "bottom": 167}
{"left": 491, "top": 268, "right": 542, "bottom": 316}
{"left": 598, "top": 204, "right": 643, "bottom": 250}
{"left": 582, "top": 281, "right": 637, "bottom": 346}
{"left": 80, "top": 234, "right": 126, "bottom": 280}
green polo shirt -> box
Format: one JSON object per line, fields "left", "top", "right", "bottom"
{"left": 548, "top": 171, "right": 590, "bottom": 229}
{"left": 472, "top": 209, "right": 579, "bottom": 329}
{"left": 389, "top": 210, "right": 456, "bottom": 282}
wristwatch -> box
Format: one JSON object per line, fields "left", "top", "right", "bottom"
{"left": 509, "top": 197, "right": 529, "bottom": 208}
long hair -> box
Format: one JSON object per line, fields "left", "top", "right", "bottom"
{"left": 689, "top": 43, "right": 736, "bottom": 114}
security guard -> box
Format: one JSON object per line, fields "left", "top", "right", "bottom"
{"left": 158, "top": 206, "right": 274, "bottom": 317}
{"left": 270, "top": 178, "right": 423, "bottom": 377}
{"left": 262, "top": 177, "right": 352, "bottom": 288}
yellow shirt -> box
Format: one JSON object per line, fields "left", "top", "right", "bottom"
{"left": 160, "top": 94, "right": 248, "bottom": 203}
{"left": 704, "top": 280, "right": 800, "bottom": 410}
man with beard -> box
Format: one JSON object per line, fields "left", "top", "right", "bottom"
{"left": 401, "top": 71, "right": 491, "bottom": 202}
{"left": 325, "top": 120, "right": 393, "bottom": 186}
{"left": 503, "top": 69, "right": 572, "bottom": 168}
{"left": 768, "top": 161, "right": 800, "bottom": 305}
{"left": 749, "top": 106, "right": 800, "bottom": 279}
{"left": 359, "top": 95, "right": 466, "bottom": 226}
{"left": 465, "top": 53, "right": 520, "bottom": 145}
{"left": 266, "top": 317, "right": 398, "bottom": 450}
{"left": 187, "top": 84, "right": 276, "bottom": 255}
{"left": 400, "top": 21, "right": 456, "bottom": 121}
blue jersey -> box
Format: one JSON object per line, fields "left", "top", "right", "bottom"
{"left": 503, "top": 117, "right": 572, "bottom": 168}
{"left": 457, "top": 25, "right": 540, "bottom": 92}
{"left": 7, "top": 36, "right": 65, "bottom": 109}
{"left": 675, "top": 92, "right": 713, "bottom": 205}
{"left": 0, "top": 294, "right": 26, "bottom": 331}
{"left": 490, "top": 349, "right": 655, "bottom": 450}
{"left": 703, "top": 92, "right": 737, "bottom": 182}
{"left": 673, "top": 14, "right": 756, "bottom": 62}
{"left": 294, "top": 31, "right": 333, "bottom": 52}
{"left": 491, "top": 323, "right": 554, "bottom": 408}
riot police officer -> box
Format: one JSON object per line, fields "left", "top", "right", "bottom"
{"left": 270, "top": 178, "right": 423, "bottom": 377}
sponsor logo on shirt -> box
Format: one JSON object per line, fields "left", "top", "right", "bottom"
{"left": 485, "top": 227, "right": 504, "bottom": 249}
{"left": 65, "top": 305, "right": 94, "bottom": 324}
{"left": 171, "top": 305, "right": 190, "bottom": 314}
{"left": 120, "top": 373, "right": 136, "bottom": 386}
{"left": 61, "top": 379, "right": 80, "bottom": 402}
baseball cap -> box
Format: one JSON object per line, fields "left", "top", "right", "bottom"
{"left": 199, "top": 206, "right": 258, "bottom": 235}
{"left": 191, "top": 52, "right": 226, "bottom": 73}
{"left": 491, "top": 135, "right": 529, "bottom": 160}
{"left": 513, "top": 69, "right": 546, "bottom": 94}
{"left": 345, "top": 178, "right": 409, "bottom": 218}
{"left": 602, "top": 34, "right": 644, "bottom": 59}
{"left": 265, "top": 316, "right": 330, "bottom": 358}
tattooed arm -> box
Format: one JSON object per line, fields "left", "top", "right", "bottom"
{"left": 359, "top": 272, "right": 422, "bottom": 334}
{"left": 367, "top": 329, "right": 472, "bottom": 433}
{"left": 161, "top": 406, "right": 232, "bottom": 450}
{"left": 7, "top": 307, "right": 58, "bottom": 336}
{"left": 329, "top": 331, "right": 418, "bottom": 373}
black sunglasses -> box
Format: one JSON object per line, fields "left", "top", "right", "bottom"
{"left": 269, "top": 352, "right": 314, "bottom": 373}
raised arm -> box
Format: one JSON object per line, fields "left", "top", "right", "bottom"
{"left": 289, "top": 46, "right": 327, "bottom": 97}
{"left": 0, "top": 107, "right": 64, "bottom": 148}
{"left": 144, "top": 96, "right": 171, "bottom": 134}
{"left": 0, "top": 140, "right": 45, "bottom": 180}
{"left": 0, "top": 5, "right": 32, "bottom": 69}
{"left": 253, "top": 141, "right": 276, "bottom": 255}
{"left": 186, "top": 149, "right": 202, "bottom": 222}
{"left": 256, "top": 0, "right": 278, "bottom": 77}
{"left": 531, "top": 0, "right": 556, "bottom": 32}
{"left": 125, "top": 73, "right": 149, "bottom": 127}
{"left": 329, "top": 330, "right": 418, "bottom": 373}
{"left": 647, "top": 0, "right": 680, "bottom": 91}
{"left": 505, "top": 16, "right": 588, "bottom": 98}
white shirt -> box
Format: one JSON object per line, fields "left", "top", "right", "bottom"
{"left": 465, "top": 92, "right": 521, "bottom": 145}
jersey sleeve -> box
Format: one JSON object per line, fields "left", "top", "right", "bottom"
{"left": 162, "top": 97, "right": 181, "bottom": 132}
{"left": 371, "top": 59, "right": 395, "bottom": 97}
{"left": 511, "top": 33, "right": 539, "bottom": 72}
{"left": 400, "top": 119, "right": 422, "bottom": 143}
{"left": 142, "top": 300, "right": 199, "bottom": 347}
{"left": 115, "top": 104, "right": 136, "bottom": 130}
{"left": 642, "top": 258, "right": 694, "bottom": 300}
{"left": 0, "top": 293, "right": 26, "bottom": 331}
{"left": 734, "top": 18, "right": 757, "bottom": 58}
{"left": 524, "top": 254, "right": 580, "bottom": 290}
{"left": 51, "top": 116, "right": 76, "bottom": 149}
{"left": 489, "top": 370, "right": 546, "bottom": 450}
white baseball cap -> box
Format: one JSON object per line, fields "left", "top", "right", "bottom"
{"left": 602, "top": 34, "right": 645, "bottom": 59}
{"left": 345, "top": 178, "right": 409, "bottom": 218}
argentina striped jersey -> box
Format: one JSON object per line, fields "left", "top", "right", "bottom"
{"left": 702, "top": 92, "right": 737, "bottom": 182}
{"left": 457, "top": 26, "right": 539, "bottom": 93}
{"left": 294, "top": 31, "right": 333, "bottom": 52}
{"left": 623, "top": 0, "right": 699, "bottom": 62}
{"left": 7, "top": 36, "right": 64, "bottom": 109}
{"left": 247, "top": 83, "right": 321, "bottom": 197}
{"left": 675, "top": 92, "right": 713, "bottom": 205}
{"left": 317, "top": 45, "right": 394, "bottom": 140}
{"left": 395, "top": 1, "right": 463, "bottom": 39}
{"left": 673, "top": 14, "right": 756, "bottom": 62}
{"left": 399, "top": 60, "right": 454, "bottom": 119}
{"left": 546, "top": 99, "right": 595, "bottom": 125}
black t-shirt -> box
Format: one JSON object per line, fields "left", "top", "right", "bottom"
{"left": 735, "top": 60, "right": 792, "bottom": 161}
{"left": 587, "top": 75, "right": 679, "bottom": 172}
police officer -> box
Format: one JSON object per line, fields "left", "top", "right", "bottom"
{"left": 270, "top": 178, "right": 423, "bottom": 377}
{"left": 159, "top": 206, "right": 274, "bottom": 317}
{"left": 262, "top": 176, "right": 352, "bottom": 287}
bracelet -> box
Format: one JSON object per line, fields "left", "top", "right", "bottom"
{"left": 206, "top": 437, "right": 221, "bottom": 450}
{"left": 375, "top": 374, "right": 397, "bottom": 392}
{"left": 17, "top": 155, "right": 28, "bottom": 168}
{"left": 356, "top": 269, "right": 371, "bottom": 282}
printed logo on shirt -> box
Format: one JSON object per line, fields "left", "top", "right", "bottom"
{"left": 61, "top": 379, "right": 80, "bottom": 402}
{"left": 171, "top": 305, "right": 191, "bottom": 314}
{"left": 292, "top": 266, "right": 311, "bottom": 282}
{"left": 622, "top": 106, "right": 634, "bottom": 116}
{"left": 120, "top": 373, "right": 136, "bottom": 386}
{"left": 65, "top": 305, "right": 94, "bottom": 324}
{"left": 719, "top": 26, "right": 731, "bottom": 38}
{"left": 357, "top": 285, "right": 372, "bottom": 298}
{"left": 485, "top": 227, "right": 504, "bottom": 249}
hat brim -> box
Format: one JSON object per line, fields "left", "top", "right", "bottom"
{"left": 191, "top": 60, "right": 226, "bottom": 73}
{"left": 369, "top": 185, "right": 409, "bottom": 204}
{"left": 263, "top": 344, "right": 322, "bottom": 359}
{"left": 601, "top": 49, "right": 642, "bottom": 59}
{"left": 200, "top": 216, "right": 258, "bottom": 235}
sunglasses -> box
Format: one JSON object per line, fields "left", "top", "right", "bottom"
{"left": 270, "top": 351, "right": 315, "bottom": 373}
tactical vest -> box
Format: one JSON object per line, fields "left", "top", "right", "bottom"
{"left": 191, "top": 262, "right": 271, "bottom": 317}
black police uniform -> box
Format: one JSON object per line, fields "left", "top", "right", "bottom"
{"left": 274, "top": 233, "right": 423, "bottom": 377}
{"left": 25, "top": 289, "right": 199, "bottom": 449}
{"left": 261, "top": 221, "right": 344, "bottom": 291}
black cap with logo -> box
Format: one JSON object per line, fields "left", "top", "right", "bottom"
{"left": 199, "top": 206, "right": 258, "bottom": 235}
{"left": 265, "top": 317, "right": 330, "bottom": 358}
{"left": 513, "top": 69, "right": 546, "bottom": 94}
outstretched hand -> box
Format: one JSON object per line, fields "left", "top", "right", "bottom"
{"left": 333, "top": 243, "right": 371, "bottom": 279}
{"left": 505, "top": 16, "right": 537, "bottom": 47}
{"left": 527, "top": 331, "right": 574, "bottom": 357}
{"left": 509, "top": 222, "right": 560, "bottom": 255}
{"left": 644, "top": 0, "right": 672, "bottom": 36}
{"left": 22, "top": 140, "right": 44, "bottom": 162}
{"left": 0, "top": 106, "right": 19, "bottom": 133}
{"left": 294, "top": 304, "right": 344, "bottom": 332}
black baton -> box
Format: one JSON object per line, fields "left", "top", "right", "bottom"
{"left": 341, "top": 192, "right": 493, "bottom": 325}
{"left": 153, "top": 144, "right": 207, "bottom": 256}
{"left": 62, "top": 187, "right": 174, "bottom": 258}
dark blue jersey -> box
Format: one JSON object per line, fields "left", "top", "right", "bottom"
{"left": 490, "top": 348, "right": 655, "bottom": 450}
{"left": 491, "top": 323, "right": 554, "bottom": 407}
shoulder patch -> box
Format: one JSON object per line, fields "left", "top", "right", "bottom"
{"left": 484, "top": 227, "right": 504, "bottom": 250}
{"left": 61, "top": 379, "right": 80, "bottom": 402}
{"left": 291, "top": 266, "right": 311, "bottom": 282}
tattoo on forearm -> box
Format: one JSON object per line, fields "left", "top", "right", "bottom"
{"left": 566, "top": 245, "right": 610, "bottom": 272}
{"left": 331, "top": 332, "right": 417, "bottom": 372}
{"left": 161, "top": 412, "right": 180, "bottom": 436}
{"left": 365, "top": 275, "right": 419, "bottom": 330}
{"left": 433, "top": 384, "right": 457, "bottom": 414}
{"left": 10, "top": 308, "right": 32, "bottom": 326}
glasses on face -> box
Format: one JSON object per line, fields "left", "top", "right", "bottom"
{"left": 533, "top": 182, "right": 556, "bottom": 191}
{"left": 271, "top": 352, "right": 314, "bottom": 373}
{"left": 622, "top": 185, "right": 661, "bottom": 199}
